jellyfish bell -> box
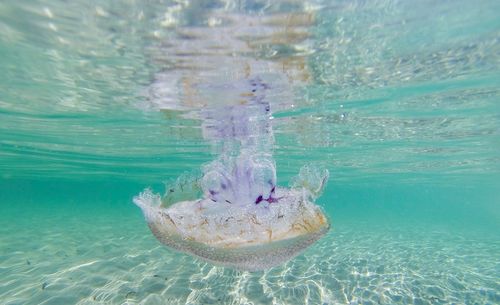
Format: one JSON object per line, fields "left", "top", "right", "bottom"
{"left": 134, "top": 145, "right": 330, "bottom": 271}
{"left": 133, "top": 185, "right": 329, "bottom": 271}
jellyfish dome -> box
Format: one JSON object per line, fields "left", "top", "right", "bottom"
{"left": 133, "top": 153, "right": 330, "bottom": 271}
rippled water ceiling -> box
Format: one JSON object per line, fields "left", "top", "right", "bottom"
{"left": 0, "top": 0, "right": 498, "bottom": 185}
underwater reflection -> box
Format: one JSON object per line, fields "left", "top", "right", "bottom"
{"left": 134, "top": 0, "right": 330, "bottom": 270}
{"left": 134, "top": 84, "right": 330, "bottom": 270}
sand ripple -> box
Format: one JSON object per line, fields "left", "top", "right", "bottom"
{"left": 0, "top": 209, "right": 498, "bottom": 305}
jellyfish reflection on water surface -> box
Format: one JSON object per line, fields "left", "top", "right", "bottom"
{"left": 134, "top": 77, "right": 330, "bottom": 271}
{"left": 133, "top": 5, "right": 330, "bottom": 271}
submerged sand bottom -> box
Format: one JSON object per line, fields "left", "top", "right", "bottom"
{"left": 1, "top": 203, "right": 497, "bottom": 305}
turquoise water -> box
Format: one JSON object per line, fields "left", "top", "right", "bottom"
{"left": 1, "top": 0, "right": 499, "bottom": 304}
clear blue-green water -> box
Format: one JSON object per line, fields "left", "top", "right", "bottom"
{"left": 1, "top": 0, "right": 499, "bottom": 304}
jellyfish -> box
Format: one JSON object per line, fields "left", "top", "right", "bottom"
{"left": 134, "top": 77, "right": 330, "bottom": 271}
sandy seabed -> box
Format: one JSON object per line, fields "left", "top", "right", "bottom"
{"left": 0, "top": 203, "right": 498, "bottom": 305}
